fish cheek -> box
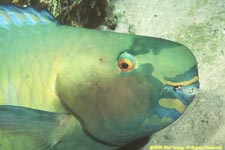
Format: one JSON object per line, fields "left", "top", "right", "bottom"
{"left": 55, "top": 68, "right": 159, "bottom": 144}
{"left": 92, "top": 73, "right": 165, "bottom": 146}
{"left": 97, "top": 75, "right": 153, "bottom": 128}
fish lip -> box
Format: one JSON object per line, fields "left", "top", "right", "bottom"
{"left": 163, "top": 80, "right": 200, "bottom": 106}
{"left": 173, "top": 83, "right": 200, "bottom": 95}
{"left": 173, "top": 82, "right": 200, "bottom": 105}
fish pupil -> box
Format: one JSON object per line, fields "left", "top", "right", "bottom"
{"left": 122, "top": 63, "right": 129, "bottom": 69}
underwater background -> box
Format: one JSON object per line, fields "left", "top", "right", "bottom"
{"left": 1, "top": 0, "right": 225, "bottom": 149}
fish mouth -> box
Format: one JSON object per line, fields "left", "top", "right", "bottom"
{"left": 172, "top": 81, "right": 200, "bottom": 105}
{"left": 164, "top": 76, "right": 200, "bottom": 106}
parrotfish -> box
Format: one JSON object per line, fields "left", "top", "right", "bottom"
{"left": 0, "top": 3, "right": 199, "bottom": 150}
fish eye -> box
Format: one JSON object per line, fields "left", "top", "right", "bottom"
{"left": 118, "top": 59, "right": 135, "bottom": 71}
{"left": 117, "top": 51, "right": 136, "bottom": 72}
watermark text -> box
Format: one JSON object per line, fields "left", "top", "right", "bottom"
{"left": 149, "top": 145, "right": 223, "bottom": 150}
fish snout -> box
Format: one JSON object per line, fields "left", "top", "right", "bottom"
{"left": 163, "top": 76, "right": 200, "bottom": 106}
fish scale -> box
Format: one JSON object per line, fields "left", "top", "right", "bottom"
{"left": 0, "top": 3, "right": 199, "bottom": 150}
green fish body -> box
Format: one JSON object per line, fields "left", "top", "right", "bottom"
{"left": 0, "top": 4, "right": 199, "bottom": 150}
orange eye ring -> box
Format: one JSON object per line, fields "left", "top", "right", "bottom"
{"left": 118, "top": 59, "right": 135, "bottom": 72}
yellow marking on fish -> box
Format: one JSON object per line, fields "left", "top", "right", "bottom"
{"left": 159, "top": 98, "right": 187, "bottom": 113}
{"left": 166, "top": 76, "right": 199, "bottom": 86}
{"left": 142, "top": 114, "right": 174, "bottom": 127}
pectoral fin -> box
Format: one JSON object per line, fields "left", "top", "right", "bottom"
{"left": 0, "top": 105, "right": 69, "bottom": 150}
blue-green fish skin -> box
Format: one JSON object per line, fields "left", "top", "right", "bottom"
{"left": 0, "top": 4, "right": 199, "bottom": 150}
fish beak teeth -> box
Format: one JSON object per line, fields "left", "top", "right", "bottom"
{"left": 163, "top": 80, "right": 200, "bottom": 106}
{"left": 173, "top": 85, "right": 200, "bottom": 95}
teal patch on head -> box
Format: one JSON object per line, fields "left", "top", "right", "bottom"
{"left": 136, "top": 63, "right": 163, "bottom": 99}
{"left": 117, "top": 52, "right": 136, "bottom": 64}
{"left": 165, "top": 65, "right": 198, "bottom": 82}
{"left": 127, "top": 36, "right": 180, "bottom": 55}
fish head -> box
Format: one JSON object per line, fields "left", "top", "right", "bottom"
{"left": 56, "top": 31, "right": 199, "bottom": 146}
